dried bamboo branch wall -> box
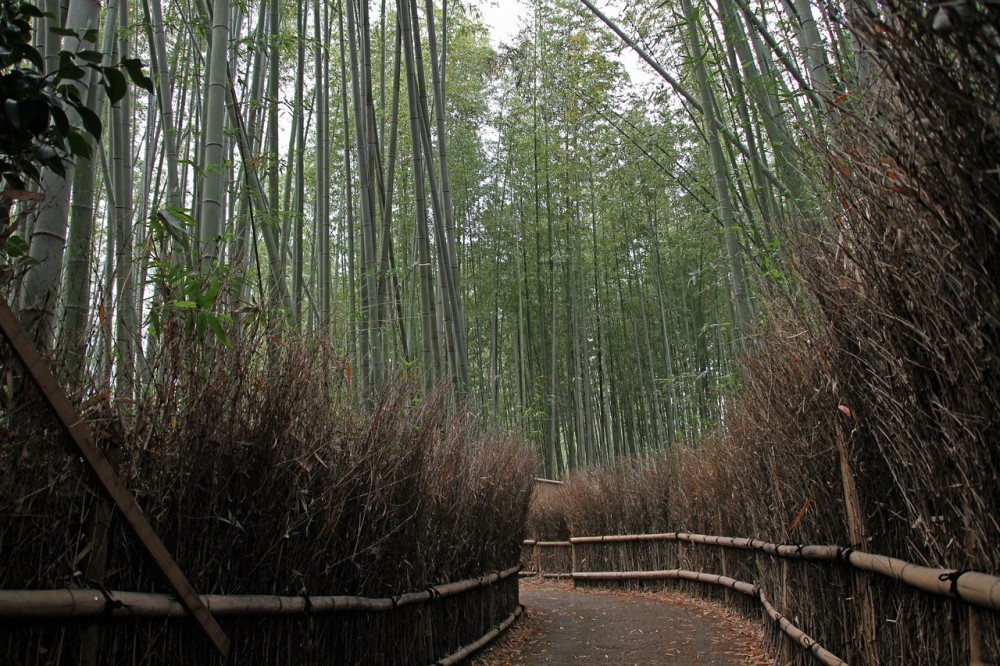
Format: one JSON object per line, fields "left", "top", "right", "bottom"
{"left": 0, "top": 335, "right": 536, "bottom": 665}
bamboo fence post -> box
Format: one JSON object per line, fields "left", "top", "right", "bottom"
{"left": 965, "top": 501, "right": 986, "bottom": 666}
{"left": 718, "top": 509, "right": 731, "bottom": 606}
{"left": 780, "top": 559, "right": 794, "bottom": 665}
{"left": 836, "top": 418, "right": 877, "bottom": 663}
{"left": 80, "top": 495, "right": 111, "bottom": 666}
{"left": 571, "top": 541, "right": 578, "bottom": 588}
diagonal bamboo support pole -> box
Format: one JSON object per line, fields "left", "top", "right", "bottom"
{"left": 0, "top": 295, "right": 230, "bottom": 657}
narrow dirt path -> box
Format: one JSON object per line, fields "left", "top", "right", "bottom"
{"left": 473, "top": 579, "right": 768, "bottom": 665}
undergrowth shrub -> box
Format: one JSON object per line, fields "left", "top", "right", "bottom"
{"left": 0, "top": 330, "right": 535, "bottom": 664}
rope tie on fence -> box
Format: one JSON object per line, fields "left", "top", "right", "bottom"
{"left": 97, "top": 587, "right": 125, "bottom": 616}
{"left": 302, "top": 594, "right": 313, "bottom": 612}
{"left": 835, "top": 546, "right": 854, "bottom": 564}
{"left": 426, "top": 585, "right": 441, "bottom": 600}
{"left": 939, "top": 569, "right": 968, "bottom": 601}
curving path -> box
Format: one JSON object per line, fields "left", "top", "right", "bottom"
{"left": 473, "top": 579, "right": 767, "bottom": 665}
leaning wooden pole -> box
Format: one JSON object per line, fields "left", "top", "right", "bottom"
{"left": 0, "top": 296, "right": 230, "bottom": 657}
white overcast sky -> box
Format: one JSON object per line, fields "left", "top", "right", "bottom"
{"left": 473, "top": 0, "right": 654, "bottom": 87}
{"left": 476, "top": 0, "right": 531, "bottom": 47}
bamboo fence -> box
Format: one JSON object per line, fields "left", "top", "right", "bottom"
{"left": 0, "top": 566, "right": 522, "bottom": 664}
{"left": 0, "top": 566, "right": 520, "bottom": 620}
{"left": 435, "top": 605, "right": 523, "bottom": 666}
{"left": 568, "top": 532, "right": 1000, "bottom": 611}
{"left": 520, "top": 539, "right": 572, "bottom": 578}
{"left": 525, "top": 531, "right": 1000, "bottom": 664}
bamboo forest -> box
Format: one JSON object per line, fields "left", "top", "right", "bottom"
{"left": 1, "top": 0, "right": 998, "bottom": 663}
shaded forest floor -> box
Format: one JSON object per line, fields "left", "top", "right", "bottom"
{"left": 473, "top": 578, "right": 769, "bottom": 665}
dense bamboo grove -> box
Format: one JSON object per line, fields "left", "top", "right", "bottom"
{"left": 0, "top": 0, "right": 991, "bottom": 476}
{"left": 4, "top": 0, "right": 835, "bottom": 473}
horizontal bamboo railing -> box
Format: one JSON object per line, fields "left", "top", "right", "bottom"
{"left": 574, "top": 570, "right": 846, "bottom": 666}
{"left": 435, "top": 605, "right": 523, "bottom": 666}
{"left": 522, "top": 539, "right": 571, "bottom": 547}
{"left": 568, "top": 532, "right": 1000, "bottom": 612}
{"left": 0, "top": 565, "right": 520, "bottom": 620}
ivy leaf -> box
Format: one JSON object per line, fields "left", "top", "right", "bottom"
{"left": 121, "top": 58, "right": 154, "bottom": 94}
{"left": 57, "top": 82, "right": 82, "bottom": 104}
{"left": 15, "top": 41, "right": 44, "bottom": 71}
{"left": 50, "top": 104, "right": 69, "bottom": 137}
{"left": 66, "top": 129, "right": 91, "bottom": 160}
{"left": 21, "top": 98, "right": 50, "bottom": 135}
{"left": 76, "top": 104, "right": 102, "bottom": 141}
{"left": 49, "top": 26, "right": 82, "bottom": 37}
{"left": 59, "top": 63, "right": 86, "bottom": 80}
{"left": 77, "top": 49, "right": 103, "bottom": 64}
{"left": 4, "top": 99, "right": 22, "bottom": 131}
{"left": 101, "top": 67, "right": 126, "bottom": 104}
{"left": 41, "top": 154, "right": 64, "bottom": 178}
{"left": 5, "top": 234, "right": 28, "bottom": 257}
{"left": 18, "top": 4, "right": 46, "bottom": 18}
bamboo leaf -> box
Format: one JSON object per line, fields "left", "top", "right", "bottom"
{"left": 207, "top": 315, "right": 232, "bottom": 348}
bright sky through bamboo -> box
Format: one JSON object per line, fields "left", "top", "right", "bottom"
{"left": 476, "top": 0, "right": 654, "bottom": 87}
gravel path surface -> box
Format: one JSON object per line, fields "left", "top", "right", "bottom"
{"left": 473, "top": 579, "right": 768, "bottom": 666}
